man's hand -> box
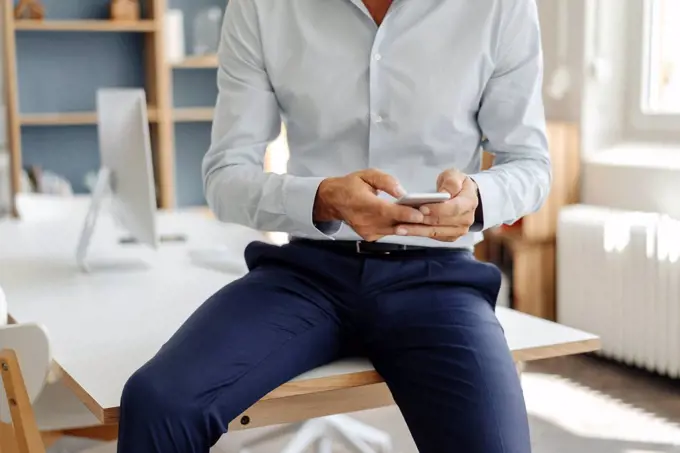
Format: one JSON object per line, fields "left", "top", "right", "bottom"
{"left": 314, "top": 169, "right": 424, "bottom": 242}
{"left": 395, "top": 168, "right": 478, "bottom": 242}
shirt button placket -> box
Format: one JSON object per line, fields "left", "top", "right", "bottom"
{"left": 368, "top": 34, "right": 385, "bottom": 168}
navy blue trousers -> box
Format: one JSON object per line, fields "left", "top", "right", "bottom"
{"left": 117, "top": 241, "right": 530, "bottom": 452}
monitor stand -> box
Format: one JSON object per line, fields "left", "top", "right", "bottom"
{"left": 75, "top": 167, "right": 187, "bottom": 273}
{"left": 76, "top": 167, "right": 112, "bottom": 272}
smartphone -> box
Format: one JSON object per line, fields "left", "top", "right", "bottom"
{"left": 395, "top": 193, "right": 451, "bottom": 207}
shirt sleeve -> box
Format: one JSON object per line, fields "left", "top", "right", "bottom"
{"left": 468, "top": 0, "right": 552, "bottom": 231}
{"left": 202, "top": 0, "right": 342, "bottom": 238}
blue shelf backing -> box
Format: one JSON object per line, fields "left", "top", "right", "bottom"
{"left": 30, "top": 0, "right": 149, "bottom": 20}
{"left": 13, "top": 0, "right": 228, "bottom": 204}
{"left": 21, "top": 126, "right": 100, "bottom": 193}
{"left": 174, "top": 123, "right": 211, "bottom": 207}
{"left": 172, "top": 70, "right": 218, "bottom": 108}
{"left": 169, "top": 0, "right": 225, "bottom": 206}
{"left": 16, "top": 32, "right": 146, "bottom": 114}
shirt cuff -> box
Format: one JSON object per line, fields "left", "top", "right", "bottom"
{"left": 467, "top": 171, "right": 506, "bottom": 231}
{"left": 469, "top": 184, "right": 484, "bottom": 233}
{"left": 283, "top": 176, "right": 343, "bottom": 239}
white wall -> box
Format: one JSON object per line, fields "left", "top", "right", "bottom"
{"left": 0, "top": 3, "right": 6, "bottom": 147}
{"left": 537, "top": 0, "right": 630, "bottom": 157}
{"left": 579, "top": 0, "right": 629, "bottom": 156}
{"left": 537, "top": 0, "right": 588, "bottom": 124}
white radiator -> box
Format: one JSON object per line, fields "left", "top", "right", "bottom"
{"left": 557, "top": 205, "right": 680, "bottom": 378}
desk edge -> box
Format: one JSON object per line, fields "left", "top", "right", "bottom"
{"left": 94, "top": 336, "right": 601, "bottom": 424}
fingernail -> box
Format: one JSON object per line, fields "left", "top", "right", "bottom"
{"left": 420, "top": 206, "right": 430, "bottom": 215}
{"left": 411, "top": 213, "right": 424, "bottom": 223}
{"left": 396, "top": 227, "right": 408, "bottom": 236}
{"left": 396, "top": 185, "right": 407, "bottom": 197}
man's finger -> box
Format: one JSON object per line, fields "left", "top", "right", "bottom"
{"left": 356, "top": 226, "right": 406, "bottom": 242}
{"left": 360, "top": 170, "right": 406, "bottom": 199}
{"left": 419, "top": 179, "right": 478, "bottom": 220}
{"left": 419, "top": 199, "right": 460, "bottom": 217}
{"left": 383, "top": 203, "right": 425, "bottom": 224}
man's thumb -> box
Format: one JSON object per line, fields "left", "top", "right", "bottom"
{"left": 437, "top": 170, "right": 465, "bottom": 196}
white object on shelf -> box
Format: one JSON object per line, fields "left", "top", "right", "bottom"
{"left": 193, "top": 7, "right": 223, "bottom": 55}
{"left": 165, "top": 9, "right": 186, "bottom": 64}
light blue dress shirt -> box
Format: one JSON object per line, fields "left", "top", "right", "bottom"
{"left": 203, "top": 0, "right": 551, "bottom": 248}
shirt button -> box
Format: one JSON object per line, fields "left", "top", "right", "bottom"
{"left": 372, "top": 114, "right": 383, "bottom": 123}
{"left": 373, "top": 53, "right": 382, "bottom": 61}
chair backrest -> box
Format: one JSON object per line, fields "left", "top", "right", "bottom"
{"left": 0, "top": 320, "right": 52, "bottom": 423}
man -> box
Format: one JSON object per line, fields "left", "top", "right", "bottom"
{"left": 118, "top": 0, "right": 551, "bottom": 451}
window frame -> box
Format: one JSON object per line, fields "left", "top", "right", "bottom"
{"left": 628, "top": 0, "right": 680, "bottom": 134}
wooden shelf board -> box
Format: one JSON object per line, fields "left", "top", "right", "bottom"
{"left": 172, "top": 55, "right": 218, "bottom": 69}
{"left": 20, "top": 108, "right": 159, "bottom": 126}
{"left": 173, "top": 108, "right": 215, "bottom": 123}
{"left": 13, "top": 20, "right": 157, "bottom": 32}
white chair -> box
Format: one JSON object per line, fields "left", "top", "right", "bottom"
{"left": 0, "top": 285, "right": 114, "bottom": 453}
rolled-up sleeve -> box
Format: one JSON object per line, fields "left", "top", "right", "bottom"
{"left": 202, "top": 0, "right": 341, "bottom": 237}
{"left": 468, "top": 0, "right": 552, "bottom": 230}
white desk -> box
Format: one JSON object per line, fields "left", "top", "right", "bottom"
{"left": 0, "top": 197, "right": 600, "bottom": 427}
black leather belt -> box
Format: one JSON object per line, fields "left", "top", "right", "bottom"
{"left": 290, "top": 238, "right": 470, "bottom": 256}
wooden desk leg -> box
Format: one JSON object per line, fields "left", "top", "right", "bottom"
{"left": 0, "top": 350, "right": 46, "bottom": 453}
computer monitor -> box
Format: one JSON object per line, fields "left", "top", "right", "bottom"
{"left": 76, "top": 89, "right": 158, "bottom": 271}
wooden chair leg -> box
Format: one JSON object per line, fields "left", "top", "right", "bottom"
{"left": 1, "top": 422, "right": 20, "bottom": 453}
{"left": 0, "top": 350, "right": 46, "bottom": 453}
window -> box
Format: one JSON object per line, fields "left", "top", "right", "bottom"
{"left": 643, "top": 0, "right": 680, "bottom": 114}
{"left": 628, "top": 0, "right": 680, "bottom": 134}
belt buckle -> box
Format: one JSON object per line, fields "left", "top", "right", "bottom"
{"left": 355, "top": 241, "right": 392, "bottom": 255}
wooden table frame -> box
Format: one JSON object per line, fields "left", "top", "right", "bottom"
{"left": 1, "top": 332, "right": 600, "bottom": 453}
